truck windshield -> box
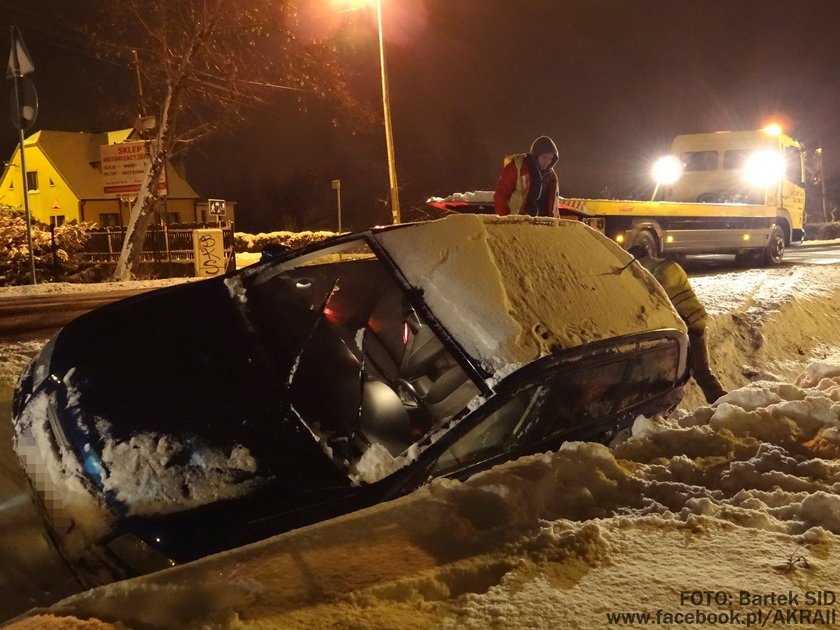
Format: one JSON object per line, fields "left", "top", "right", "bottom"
{"left": 681, "top": 151, "right": 718, "bottom": 171}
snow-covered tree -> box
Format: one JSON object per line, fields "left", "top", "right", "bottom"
{"left": 0, "top": 205, "right": 92, "bottom": 285}
{"left": 88, "top": 0, "right": 367, "bottom": 280}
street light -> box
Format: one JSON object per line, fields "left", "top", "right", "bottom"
{"left": 374, "top": 0, "right": 401, "bottom": 224}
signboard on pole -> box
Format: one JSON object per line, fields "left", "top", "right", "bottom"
{"left": 101, "top": 141, "right": 167, "bottom": 196}
{"left": 6, "top": 26, "right": 34, "bottom": 78}
{"left": 193, "top": 228, "right": 226, "bottom": 277}
{"left": 208, "top": 198, "right": 226, "bottom": 216}
{"left": 8, "top": 26, "right": 37, "bottom": 284}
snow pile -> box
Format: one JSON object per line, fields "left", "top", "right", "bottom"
{"left": 16, "top": 360, "right": 840, "bottom": 629}
{"left": 233, "top": 230, "right": 337, "bottom": 253}
{"left": 0, "top": 278, "right": 200, "bottom": 298}
{"left": 685, "top": 264, "right": 840, "bottom": 409}
{"left": 97, "top": 428, "right": 261, "bottom": 517}
{"left": 0, "top": 341, "right": 43, "bottom": 385}
{"left": 426, "top": 190, "right": 494, "bottom": 203}
{"left": 6, "top": 240, "right": 840, "bottom": 628}
{"left": 377, "top": 214, "right": 684, "bottom": 373}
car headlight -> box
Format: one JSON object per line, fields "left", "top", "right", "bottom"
{"left": 104, "top": 532, "right": 177, "bottom": 576}
{"left": 14, "top": 337, "right": 57, "bottom": 415}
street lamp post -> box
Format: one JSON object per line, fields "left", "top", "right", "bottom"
{"left": 375, "top": 0, "right": 400, "bottom": 224}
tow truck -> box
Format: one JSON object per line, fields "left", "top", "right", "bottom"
{"left": 428, "top": 126, "right": 818, "bottom": 266}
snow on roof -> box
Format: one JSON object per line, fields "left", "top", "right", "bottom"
{"left": 376, "top": 214, "right": 684, "bottom": 374}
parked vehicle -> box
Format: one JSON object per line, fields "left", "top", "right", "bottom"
{"left": 428, "top": 126, "right": 819, "bottom": 266}
{"left": 13, "top": 214, "right": 688, "bottom": 584}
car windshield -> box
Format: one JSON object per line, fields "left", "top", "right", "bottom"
{"left": 241, "top": 238, "right": 481, "bottom": 475}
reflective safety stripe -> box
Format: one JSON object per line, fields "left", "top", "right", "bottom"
{"left": 508, "top": 154, "right": 527, "bottom": 215}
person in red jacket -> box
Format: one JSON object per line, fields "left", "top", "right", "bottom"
{"left": 494, "top": 135, "right": 560, "bottom": 217}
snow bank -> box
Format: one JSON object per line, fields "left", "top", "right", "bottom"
{"left": 426, "top": 190, "right": 494, "bottom": 203}
{"left": 13, "top": 360, "right": 838, "bottom": 629}
{"left": 0, "top": 278, "right": 199, "bottom": 298}
{"left": 377, "top": 214, "right": 684, "bottom": 373}
{"left": 684, "top": 264, "right": 840, "bottom": 409}
{"left": 7, "top": 235, "right": 840, "bottom": 629}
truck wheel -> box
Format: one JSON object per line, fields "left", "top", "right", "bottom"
{"left": 630, "top": 230, "right": 659, "bottom": 256}
{"left": 760, "top": 227, "right": 785, "bottom": 266}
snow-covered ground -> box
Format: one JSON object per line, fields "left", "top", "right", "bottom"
{"left": 3, "top": 253, "right": 840, "bottom": 629}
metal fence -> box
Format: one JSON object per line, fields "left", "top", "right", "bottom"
{"left": 83, "top": 224, "right": 234, "bottom": 265}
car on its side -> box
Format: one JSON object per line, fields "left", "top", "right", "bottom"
{"left": 13, "top": 214, "right": 688, "bottom": 584}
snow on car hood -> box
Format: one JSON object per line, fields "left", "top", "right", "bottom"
{"left": 375, "top": 214, "right": 685, "bottom": 374}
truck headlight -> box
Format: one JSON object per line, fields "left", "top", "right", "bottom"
{"left": 743, "top": 150, "right": 785, "bottom": 187}
{"left": 652, "top": 156, "right": 683, "bottom": 185}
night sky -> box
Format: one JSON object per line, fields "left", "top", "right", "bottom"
{"left": 3, "top": 0, "right": 840, "bottom": 232}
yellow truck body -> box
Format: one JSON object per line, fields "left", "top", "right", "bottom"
{"left": 428, "top": 128, "right": 813, "bottom": 266}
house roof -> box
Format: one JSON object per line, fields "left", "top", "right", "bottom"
{"left": 21, "top": 129, "right": 199, "bottom": 199}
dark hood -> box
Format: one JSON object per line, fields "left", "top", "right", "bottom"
{"left": 48, "top": 277, "right": 346, "bottom": 488}
{"left": 530, "top": 135, "right": 559, "bottom": 170}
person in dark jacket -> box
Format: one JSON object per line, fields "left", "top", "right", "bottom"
{"left": 628, "top": 242, "right": 727, "bottom": 404}
{"left": 494, "top": 136, "right": 560, "bottom": 217}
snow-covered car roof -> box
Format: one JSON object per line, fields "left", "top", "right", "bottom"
{"left": 375, "top": 214, "right": 686, "bottom": 375}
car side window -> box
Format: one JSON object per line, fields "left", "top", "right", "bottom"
{"left": 249, "top": 238, "right": 481, "bottom": 473}
{"left": 429, "top": 340, "right": 682, "bottom": 477}
{"left": 430, "top": 386, "right": 544, "bottom": 476}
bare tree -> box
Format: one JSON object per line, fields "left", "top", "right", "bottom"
{"left": 88, "top": 0, "right": 365, "bottom": 280}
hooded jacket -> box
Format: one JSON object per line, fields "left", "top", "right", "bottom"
{"left": 494, "top": 136, "right": 560, "bottom": 217}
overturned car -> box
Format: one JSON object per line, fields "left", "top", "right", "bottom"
{"left": 13, "top": 214, "right": 688, "bottom": 583}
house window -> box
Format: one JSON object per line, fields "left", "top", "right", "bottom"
{"left": 163, "top": 212, "right": 181, "bottom": 225}
{"left": 8, "top": 181, "right": 12, "bottom": 190}
{"left": 25, "top": 171, "right": 39, "bottom": 191}
{"left": 50, "top": 216, "right": 65, "bottom": 227}
{"left": 49, "top": 177, "right": 56, "bottom": 187}
{"left": 99, "top": 213, "right": 120, "bottom": 227}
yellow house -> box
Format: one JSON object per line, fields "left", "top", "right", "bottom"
{"left": 0, "top": 129, "right": 236, "bottom": 227}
